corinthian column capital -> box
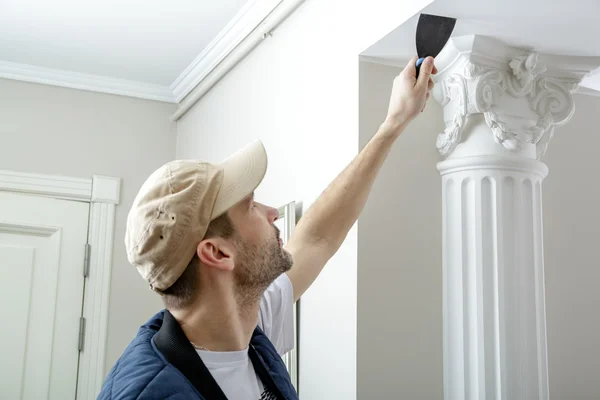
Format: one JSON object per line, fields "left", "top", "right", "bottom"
{"left": 432, "top": 35, "right": 600, "bottom": 158}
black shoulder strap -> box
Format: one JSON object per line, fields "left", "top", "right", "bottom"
{"left": 153, "top": 310, "right": 228, "bottom": 400}
{"left": 248, "top": 344, "right": 286, "bottom": 400}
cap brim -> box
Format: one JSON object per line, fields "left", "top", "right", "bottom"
{"left": 211, "top": 140, "right": 268, "bottom": 220}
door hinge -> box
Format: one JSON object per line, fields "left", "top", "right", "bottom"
{"left": 78, "top": 317, "right": 86, "bottom": 352}
{"left": 83, "top": 243, "right": 91, "bottom": 277}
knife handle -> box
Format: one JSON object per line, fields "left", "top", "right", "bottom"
{"left": 415, "top": 57, "right": 425, "bottom": 79}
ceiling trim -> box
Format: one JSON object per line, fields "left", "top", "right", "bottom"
{"left": 170, "top": 0, "right": 283, "bottom": 102}
{"left": 0, "top": 60, "right": 175, "bottom": 102}
{"left": 359, "top": 55, "right": 405, "bottom": 69}
{"left": 0, "top": 0, "right": 289, "bottom": 104}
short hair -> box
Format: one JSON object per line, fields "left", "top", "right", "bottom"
{"left": 161, "top": 212, "right": 235, "bottom": 309}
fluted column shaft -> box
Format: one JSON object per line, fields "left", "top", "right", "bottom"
{"left": 439, "top": 156, "right": 548, "bottom": 400}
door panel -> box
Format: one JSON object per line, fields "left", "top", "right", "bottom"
{"left": 1, "top": 245, "right": 35, "bottom": 399}
{"left": 0, "top": 192, "right": 89, "bottom": 400}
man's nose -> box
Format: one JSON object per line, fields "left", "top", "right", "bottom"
{"left": 265, "top": 205, "right": 279, "bottom": 224}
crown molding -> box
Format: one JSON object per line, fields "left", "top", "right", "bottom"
{"left": 0, "top": 0, "right": 290, "bottom": 105}
{"left": 0, "top": 60, "right": 176, "bottom": 103}
{"left": 170, "top": 0, "right": 283, "bottom": 102}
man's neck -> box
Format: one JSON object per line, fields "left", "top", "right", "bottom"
{"left": 171, "top": 293, "right": 260, "bottom": 352}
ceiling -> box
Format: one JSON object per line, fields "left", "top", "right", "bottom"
{"left": 361, "top": 0, "right": 600, "bottom": 92}
{"left": 0, "top": 0, "right": 254, "bottom": 101}
{"left": 3, "top": 0, "right": 600, "bottom": 102}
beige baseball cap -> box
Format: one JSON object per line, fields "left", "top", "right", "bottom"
{"left": 125, "top": 140, "right": 267, "bottom": 292}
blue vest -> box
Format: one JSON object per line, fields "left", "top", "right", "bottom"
{"left": 98, "top": 310, "right": 299, "bottom": 400}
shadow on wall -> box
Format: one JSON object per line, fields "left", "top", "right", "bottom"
{"left": 357, "top": 60, "right": 446, "bottom": 399}
{"left": 543, "top": 93, "right": 600, "bottom": 400}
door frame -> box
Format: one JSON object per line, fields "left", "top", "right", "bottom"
{"left": 0, "top": 169, "right": 120, "bottom": 399}
{"left": 276, "top": 201, "right": 300, "bottom": 393}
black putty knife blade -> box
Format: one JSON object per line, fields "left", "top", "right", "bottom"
{"left": 415, "top": 13, "right": 456, "bottom": 78}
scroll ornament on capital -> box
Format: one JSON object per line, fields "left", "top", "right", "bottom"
{"left": 435, "top": 52, "right": 579, "bottom": 158}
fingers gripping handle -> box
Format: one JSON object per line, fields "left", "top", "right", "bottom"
{"left": 415, "top": 57, "right": 425, "bottom": 79}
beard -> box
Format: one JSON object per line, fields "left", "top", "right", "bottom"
{"left": 233, "top": 227, "right": 293, "bottom": 305}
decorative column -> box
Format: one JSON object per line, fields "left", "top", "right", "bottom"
{"left": 432, "top": 35, "right": 600, "bottom": 400}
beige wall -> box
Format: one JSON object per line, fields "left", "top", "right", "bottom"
{"left": 544, "top": 93, "right": 600, "bottom": 400}
{"left": 0, "top": 79, "right": 177, "bottom": 376}
{"left": 357, "top": 62, "right": 600, "bottom": 398}
{"left": 358, "top": 61, "right": 445, "bottom": 398}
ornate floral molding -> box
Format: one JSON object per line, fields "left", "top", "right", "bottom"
{"left": 431, "top": 35, "right": 600, "bottom": 159}
{"left": 435, "top": 52, "right": 578, "bottom": 158}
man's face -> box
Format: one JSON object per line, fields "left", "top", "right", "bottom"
{"left": 227, "top": 193, "right": 293, "bottom": 296}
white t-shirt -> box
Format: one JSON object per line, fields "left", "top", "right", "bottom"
{"left": 194, "top": 273, "right": 294, "bottom": 400}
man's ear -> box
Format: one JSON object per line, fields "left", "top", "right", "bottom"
{"left": 197, "top": 238, "right": 235, "bottom": 272}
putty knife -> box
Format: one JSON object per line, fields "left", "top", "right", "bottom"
{"left": 415, "top": 13, "right": 456, "bottom": 78}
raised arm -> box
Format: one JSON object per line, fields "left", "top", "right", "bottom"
{"left": 285, "top": 56, "right": 437, "bottom": 301}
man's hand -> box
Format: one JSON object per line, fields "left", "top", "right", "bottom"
{"left": 285, "top": 56, "right": 437, "bottom": 302}
{"left": 383, "top": 56, "right": 437, "bottom": 137}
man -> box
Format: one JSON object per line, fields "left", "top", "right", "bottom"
{"left": 99, "top": 56, "right": 437, "bottom": 399}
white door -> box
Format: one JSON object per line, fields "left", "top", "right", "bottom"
{"left": 0, "top": 191, "right": 89, "bottom": 400}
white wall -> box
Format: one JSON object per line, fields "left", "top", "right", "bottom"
{"left": 357, "top": 63, "right": 600, "bottom": 398}
{"left": 0, "top": 79, "right": 177, "bottom": 376}
{"left": 544, "top": 94, "right": 600, "bottom": 400}
{"left": 175, "top": 0, "right": 432, "bottom": 397}
{"left": 358, "top": 61, "right": 445, "bottom": 398}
